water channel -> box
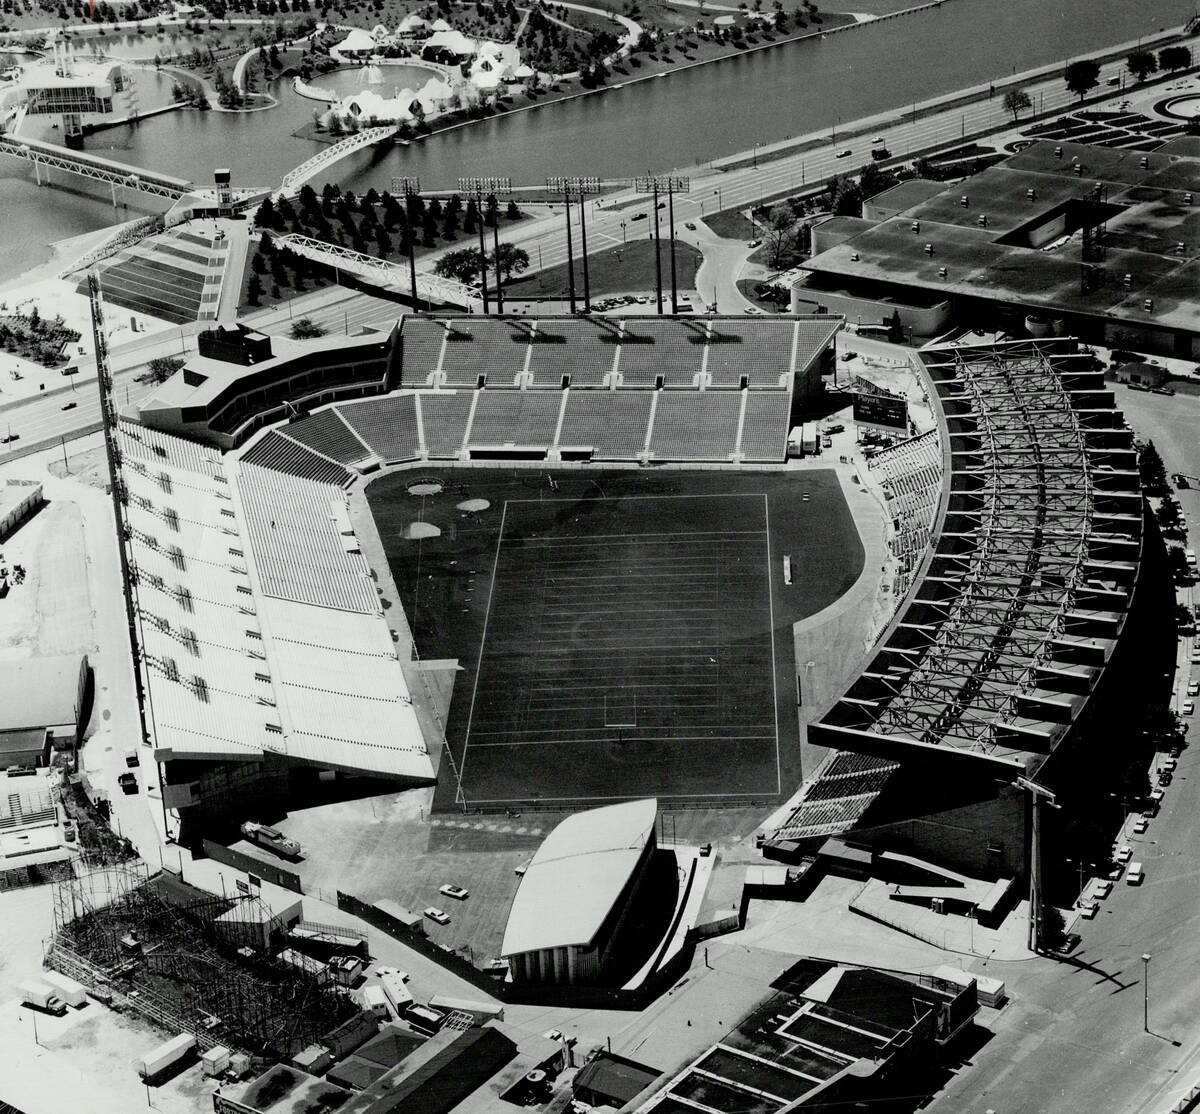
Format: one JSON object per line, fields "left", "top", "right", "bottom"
{"left": 1, "top": 0, "right": 1195, "bottom": 275}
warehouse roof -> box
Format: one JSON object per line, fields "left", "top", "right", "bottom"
{"left": 0, "top": 655, "right": 82, "bottom": 733}
{"left": 501, "top": 798, "right": 657, "bottom": 956}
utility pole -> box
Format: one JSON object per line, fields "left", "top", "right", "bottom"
{"left": 547, "top": 176, "right": 601, "bottom": 314}
{"left": 459, "top": 176, "right": 511, "bottom": 315}
{"left": 1017, "top": 776, "right": 1058, "bottom": 952}
{"left": 391, "top": 175, "right": 422, "bottom": 311}
{"left": 1143, "top": 952, "right": 1151, "bottom": 1032}
{"left": 635, "top": 175, "right": 691, "bottom": 314}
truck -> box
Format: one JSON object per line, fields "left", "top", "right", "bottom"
{"left": 402, "top": 1003, "right": 446, "bottom": 1036}
{"left": 377, "top": 966, "right": 414, "bottom": 1014}
{"left": 18, "top": 980, "right": 67, "bottom": 1016}
{"left": 135, "top": 1033, "right": 197, "bottom": 1082}
{"left": 357, "top": 984, "right": 389, "bottom": 1019}
{"left": 39, "top": 970, "right": 87, "bottom": 1008}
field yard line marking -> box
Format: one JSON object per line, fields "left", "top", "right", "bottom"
{"left": 458, "top": 496, "right": 509, "bottom": 795}
{"left": 504, "top": 492, "right": 768, "bottom": 504}
{"left": 454, "top": 788, "right": 776, "bottom": 804}
{"left": 527, "top": 530, "right": 768, "bottom": 543}
{"left": 763, "top": 491, "right": 782, "bottom": 797}
{"left": 466, "top": 733, "right": 777, "bottom": 747}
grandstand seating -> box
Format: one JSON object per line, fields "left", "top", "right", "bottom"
{"left": 467, "top": 391, "right": 562, "bottom": 447}
{"left": 616, "top": 320, "right": 709, "bottom": 387}
{"left": 237, "top": 463, "right": 378, "bottom": 613}
{"left": 526, "top": 319, "right": 621, "bottom": 387}
{"left": 418, "top": 392, "right": 474, "bottom": 458}
{"left": 649, "top": 391, "right": 741, "bottom": 460}
{"left": 336, "top": 395, "right": 421, "bottom": 464}
{"left": 706, "top": 320, "right": 795, "bottom": 388}
{"left": 773, "top": 751, "right": 899, "bottom": 840}
{"left": 438, "top": 320, "right": 531, "bottom": 387}
{"left": 397, "top": 318, "right": 446, "bottom": 386}
{"left": 557, "top": 390, "right": 653, "bottom": 459}
{"left": 241, "top": 430, "right": 352, "bottom": 486}
{"left": 85, "top": 230, "right": 225, "bottom": 325}
{"left": 739, "top": 392, "right": 792, "bottom": 462}
{"left": 284, "top": 409, "right": 373, "bottom": 466}
{"left": 867, "top": 431, "right": 943, "bottom": 597}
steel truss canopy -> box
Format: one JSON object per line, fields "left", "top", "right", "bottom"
{"left": 811, "top": 338, "right": 1142, "bottom": 780}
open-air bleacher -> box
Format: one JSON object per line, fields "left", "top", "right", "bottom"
{"left": 397, "top": 318, "right": 446, "bottom": 386}
{"left": 419, "top": 391, "right": 474, "bottom": 458}
{"left": 773, "top": 751, "right": 899, "bottom": 841}
{"left": 467, "top": 390, "right": 562, "bottom": 447}
{"left": 283, "top": 408, "right": 373, "bottom": 466}
{"left": 555, "top": 389, "right": 653, "bottom": 459}
{"left": 705, "top": 320, "right": 794, "bottom": 388}
{"left": 85, "top": 230, "right": 225, "bottom": 325}
{"left": 335, "top": 395, "right": 421, "bottom": 464}
{"left": 236, "top": 463, "right": 378, "bottom": 613}
{"left": 616, "top": 320, "right": 709, "bottom": 388}
{"left": 526, "top": 319, "right": 621, "bottom": 387}
{"left": 740, "top": 391, "right": 792, "bottom": 462}
{"left": 649, "top": 391, "right": 741, "bottom": 460}
{"left": 438, "top": 320, "right": 532, "bottom": 387}
{"left": 241, "top": 430, "right": 352, "bottom": 487}
{"left": 867, "top": 430, "right": 943, "bottom": 597}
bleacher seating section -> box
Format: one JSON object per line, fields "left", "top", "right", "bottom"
{"left": 773, "top": 751, "right": 899, "bottom": 841}
{"left": 397, "top": 318, "right": 446, "bottom": 385}
{"left": 335, "top": 395, "right": 421, "bottom": 464}
{"left": 438, "top": 321, "right": 532, "bottom": 387}
{"left": 556, "top": 390, "right": 653, "bottom": 459}
{"left": 867, "top": 431, "right": 943, "bottom": 597}
{"left": 740, "top": 391, "right": 792, "bottom": 462}
{"left": 419, "top": 392, "right": 475, "bottom": 458}
{"left": 706, "top": 320, "right": 794, "bottom": 387}
{"left": 85, "top": 230, "right": 225, "bottom": 325}
{"left": 526, "top": 319, "right": 621, "bottom": 386}
{"left": 649, "top": 391, "right": 741, "bottom": 460}
{"left": 467, "top": 390, "right": 562, "bottom": 447}
{"left": 283, "top": 409, "right": 372, "bottom": 465}
{"left": 241, "top": 430, "right": 352, "bottom": 487}
{"left": 616, "top": 320, "right": 708, "bottom": 388}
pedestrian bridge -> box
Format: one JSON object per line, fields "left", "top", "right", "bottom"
{"left": 0, "top": 134, "right": 192, "bottom": 199}
{"left": 277, "top": 234, "right": 479, "bottom": 310}
{"left": 274, "top": 125, "right": 399, "bottom": 200}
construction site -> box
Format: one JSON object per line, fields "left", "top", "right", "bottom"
{"left": 44, "top": 863, "right": 359, "bottom": 1064}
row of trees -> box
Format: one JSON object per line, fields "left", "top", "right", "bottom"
{"left": 1063, "top": 45, "right": 1192, "bottom": 101}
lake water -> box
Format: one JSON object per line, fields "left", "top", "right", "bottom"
{"left": 2, "top": 0, "right": 1195, "bottom": 273}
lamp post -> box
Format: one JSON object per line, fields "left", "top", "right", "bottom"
{"left": 391, "top": 175, "right": 422, "bottom": 311}
{"left": 1143, "top": 953, "right": 1151, "bottom": 1032}
{"left": 635, "top": 175, "right": 690, "bottom": 314}
{"left": 547, "top": 176, "right": 601, "bottom": 314}
{"left": 1017, "top": 775, "right": 1058, "bottom": 952}
{"left": 459, "top": 175, "right": 512, "bottom": 315}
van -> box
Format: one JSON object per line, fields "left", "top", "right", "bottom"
{"left": 1127, "top": 862, "right": 1145, "bottom": 885}
{"left": 1186, "top": 549, "right": 1196, "bottom": 566}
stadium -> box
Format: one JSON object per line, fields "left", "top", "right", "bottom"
{"left": 121, "top": 309, "right": 1164, "bottom": 924}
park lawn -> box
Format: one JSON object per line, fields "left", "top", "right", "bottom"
{"left": 502, "top": 239, "right": 701, "bottom": 299}
{"left": 703, "top": 208, "right": 759, "bottom": 241}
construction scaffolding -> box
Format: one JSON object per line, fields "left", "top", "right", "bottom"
{"left": 46, "top": 864, "right": 357, "bottom": 1059}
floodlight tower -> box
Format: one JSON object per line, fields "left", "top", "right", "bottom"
{"left": 391, "top": 175, "right": 423, "bottom": 311}
{"left": 1017, "top": 775, "right": 1058, "bottom": 952}
{"left": 547, "top": 176, "right": 601, "bottom": 313}
{"left": 459, "top": 175, "right": 512, "bottom": 314}
{"left": 634, "top": 174, "right": 690, "bottom": 314}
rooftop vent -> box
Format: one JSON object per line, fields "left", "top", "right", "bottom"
{"left": 1123, "top": 273, "right": 1133, "bottom": 287}
{"left": 937, "top": 266, "right": 948, "bottom": 277}
{"left": 850, "top": 251, "right": 860, "bottom": 261}
{"left": 1143, "top": 298, "right": 1154, "bottom": 311}
{"left": 923, "top": 243, "right": 934, "bottom": 255}
{"left": 1054, "top": 146, "right": 1062, "bottom": 157}
{"left": 977, "top": 214, "right": 988, "bottom": 227}
{"left": 1026, "top": 188, "right": 1037, "bottom": 200}
{"left": 911, "top": 220, "right": 920, "bottom": 233}
{"left": 1139, "top": 156, "right": 1149, "bottom": 169}
{"left": 960, "top": 195, "right": 969, "bottom": 207}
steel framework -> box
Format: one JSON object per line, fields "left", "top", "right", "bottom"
{"left": 0, "top": 135, "right": 190, "bottom": 199}
{"left": 276, "top": 233, "right": 479, "bottom": 308}
{"left": 274, "top": 125, "right": 398, "bottom": 199}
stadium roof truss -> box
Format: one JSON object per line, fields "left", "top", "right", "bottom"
{"left": 811, "top": 338, "right": 1141, "bottom": 779}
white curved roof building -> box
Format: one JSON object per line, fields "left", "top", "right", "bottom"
{"left": 502, "top": 799, "right": 658, "bottom": 985}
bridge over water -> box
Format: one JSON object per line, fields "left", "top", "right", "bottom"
{"left": 0, "top": 134, "right": 193, "bottom": 201}
{"left": 273, "top": 125, "right": 399, "bottom": 200}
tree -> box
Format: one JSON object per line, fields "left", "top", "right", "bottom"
{"left": 434, "top": 247, "right": 486, "bottom": 284}
{"left": 489, "top": 242, "right": 530, "bottom": 280}
{"left": 1158, "top": 45, "right": 1191, "bottom": 72}
{"left": 464, "top": 198, "right": 479, "bottom": 234}
{"left": 1063, "top": 59, "right": 1100, "bottom": 101}
{"left": 146, "top": 356, "right": 185, "bottom": 383}
{"left": 763, "top": 203, "right": 796, "bottom": 268}
{"left": 290, "top": 317, "right": 326, "bottom": 339}
{"left": 1039, "top": 904, "right": 1067, "bottom": 952}
{"left": 1127, "top": 50, "right": 1158, "bottom": 83}
{"left": 247, "top": 273, "right": 264, "bottom": 305}
{"left": 506, "top": 199, "right": 521, "bottom": 221}
{"left": 1002, "top": 87, "right": 1032, "bottom": 122}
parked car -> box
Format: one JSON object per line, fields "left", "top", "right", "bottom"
{"left": 1132, "top": 816, "right": 1149, "bottom": 834}
{"left": 1184, "top": 699, "right": 1196, "bottom": 715}
{"left": 630, "top": 212, "right": 647, "bottom": 221}
{"left": 1078, "top": 901, "right": 1099, "bottom": 919}
{"left": 61, "top": 401, "right": 77, "bottom": 411}
{"left": 684, "top": 221, "right": 696, "bottom": 230}
{"left": 747, "top": 239, "right": 762, "bottom": 248}
{"left": 424, "top": 907, "right": 450, "bottom": 925}
{"left": 1187, "top": 682, "right": 1199, "bottom": 697}
{"left": 1127, "top": 862, "right": 1145, "bottom": 885}
{"left": 836, "top": 148, "right": 852, "bottom": 158}
{"left": 439, "top": 884, "right": 469, "bottom": 901}
{"left": 240, "top": 821, "right": 301, "bottom": 859}
{"left": 1115, "top": 844, "right": 1132, "bottom": 862}
{"left": 1093, "top": 880, "right": 1112, "bottom": 899}
{"left": 118, "top": 772, "right": 138, "bottom": 794}
{"left": 1159, "top": 770, "right": 1173, "bottom": 786}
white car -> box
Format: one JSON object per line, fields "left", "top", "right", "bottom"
{"left": 1187, "top": 682, "right": 1199, "bottom": 697}
{"left": 1093, "top": 880, "right": 1112, "bottom": 899}
{"left": 1079, "top": 901, "right": 1099, "bottom": 919}
{"left": 1183, "top": 699, "right": 1195, "bottom": 715}
{"left": 1149, "top": 787, "right": 1165, "bottom": 804}
{"left": 1132, "top": 817, "right": 1149, "bottom": 834}
{"left": 1115, "top": 844, "right": 1132, "bottom": 863}
{"left": 423, "top": 907, "right": 450, "bottom": 925}
{"left": 439, "top": 884, "right": 469, "bottom": 901}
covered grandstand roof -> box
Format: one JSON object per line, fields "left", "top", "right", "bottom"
{"left": 780, "top": 337, "right": 1141, "bottom": 841}
{"left": 502, "top": 798, "right": 657, "bottom": 956}
{"left": 801, "top": 139, "right": 1200, "bottom": 333}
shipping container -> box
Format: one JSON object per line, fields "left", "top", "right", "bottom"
{"left": 135, "top": 1033, "right": 196, "bottom": 1081}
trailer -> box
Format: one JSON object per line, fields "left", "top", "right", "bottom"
{"left": 357, "top": 984, "right": 389, "bottom": 1019}
{"left": 377, "top": 967, "right": 414, "bottom": 1014}
{"left": 201, "top": 1046, "right": 231, "bottom": 1078}
{"left": 40, "top": 970, "right": 87, "bottom": 1009}
{"left": 135, "top": 1033, "right": 197, "bottom": 1081}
